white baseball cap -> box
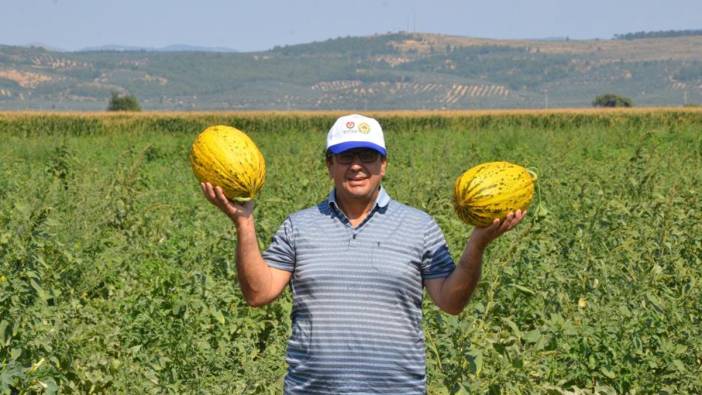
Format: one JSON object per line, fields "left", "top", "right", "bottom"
{"left": 326, "top": 114, "right": 386, "bottom": 156}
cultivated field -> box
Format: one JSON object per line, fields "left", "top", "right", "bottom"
{"left": 1, "top": 110, "right": 701, "bottom": 393}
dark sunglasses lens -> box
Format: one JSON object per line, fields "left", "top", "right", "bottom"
{"left": 336, "top": 151, "right": 379, "bottom": 164}
{"left": 337, "top": 153, "right": 354, "bottom": 163}
{"left": 359, "top": 151, "right": 379, "bottom": 162}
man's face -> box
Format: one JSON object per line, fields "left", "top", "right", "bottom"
{"left": 326, "top": 148, "right": 387, "bottom": 202}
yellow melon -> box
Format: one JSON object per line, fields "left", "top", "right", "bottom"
{"left": 453, "top": 161, "right": 536, "bottom": 227}
{"left": 190, "top": 125, "right": 265, "bottom": 202}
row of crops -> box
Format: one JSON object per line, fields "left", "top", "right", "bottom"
{"left": 1, "top": 109, "right": 701, "bottom": 393}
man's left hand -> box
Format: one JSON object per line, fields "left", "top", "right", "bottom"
{"left": 469, "top": 209, "right": 526, "bottom": 251}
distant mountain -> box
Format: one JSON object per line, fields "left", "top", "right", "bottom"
{"left": 158, "top": 45, "right": 238, "bottom": 53}
{"left": 78, "top": 44, "right": 238, "bottom": 52}
{"left": 1, "top": 32, "right": 701, "bottom": 110}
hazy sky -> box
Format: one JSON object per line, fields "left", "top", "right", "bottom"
{"left": 3, "top": 0, "right": 701, "bottom": 52}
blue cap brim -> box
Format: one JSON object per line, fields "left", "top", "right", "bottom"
{"left": 328, "top": 142, "right": 386, "bottom": 156}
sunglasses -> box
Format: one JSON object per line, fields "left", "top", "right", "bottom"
{"left": 334, "top": 150, "right": 381, "bottom": 164}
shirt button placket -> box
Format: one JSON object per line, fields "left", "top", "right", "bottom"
{"left": 345, "top": 222, "right": 355, "bottom": 248}
{"left": 349, "top": 229, "right": 358, "bottom": 248}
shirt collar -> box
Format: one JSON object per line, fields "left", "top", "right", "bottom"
{"left": 327, "top": 185, "right": 391, "bottom": 211}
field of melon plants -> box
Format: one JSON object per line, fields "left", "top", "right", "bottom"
{"left": 1, "top": 110, "right": 701, "bottom": 394}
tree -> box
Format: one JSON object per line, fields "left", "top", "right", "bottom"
{"left": 107, "top": 92, "right": 141, "bottom": 111}
{"left": 592, "top": 93, "right": 633, "bottom": 108}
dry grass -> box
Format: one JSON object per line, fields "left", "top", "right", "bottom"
{"left": 390, "top": 33, "right": 702, "bottom": 62}
{"left": 2, "top": 107, "right": 702, "bottom": 118}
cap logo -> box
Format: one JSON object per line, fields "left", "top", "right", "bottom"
{"left": 358, "top": 122, "right": 371, "bottom": 134}
{"left": 345, "top": 121, "right": 355, "bottom": 129}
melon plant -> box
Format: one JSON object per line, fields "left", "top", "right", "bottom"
{"left": 190, "top": 125, "right": 266, "bottom": 202}
{"left": 453, "top": 161, "right": 535, "bottom": 227}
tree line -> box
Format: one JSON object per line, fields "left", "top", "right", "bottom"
{"left": 614, "top": 29, "right": 702, "bottom": 40}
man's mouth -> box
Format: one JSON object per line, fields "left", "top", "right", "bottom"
{"left": 347, "top": 174, "right": 370, "bottom": 183}
{"left": 346, "top": 171, "right": 369, "bottom": 181}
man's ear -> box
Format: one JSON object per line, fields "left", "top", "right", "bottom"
{"left": 325, "top": 157, "right": 334, "bottom": 179}
{"left": 380, "top": 157, "right": 387, "bottom": 177}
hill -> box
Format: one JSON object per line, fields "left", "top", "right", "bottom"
{"left": 1, "top": 32, "right": 701, "bottom": 110}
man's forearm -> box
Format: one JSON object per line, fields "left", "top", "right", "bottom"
{"left": 436, "top": 242, "right": 485, "bottom": 315}
{"left": 431, "top": 212, "right": 524, "bottom": 315}
{"left": 234, "top": 216, "right": 274, "bottom": 306}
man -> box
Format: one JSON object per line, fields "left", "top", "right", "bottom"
{"left": 200, "top": 114, "right": 525, "bottom": 394}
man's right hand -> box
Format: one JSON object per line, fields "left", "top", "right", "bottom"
{"left": 200, "top": 182, "right": 254, "bottom": 224}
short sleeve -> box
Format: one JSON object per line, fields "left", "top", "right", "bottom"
{"left": 421, "top": 217, "right": 455, "bottom": 279}
{"left": 262, "top": 217, "right": 296, "bottom": 272}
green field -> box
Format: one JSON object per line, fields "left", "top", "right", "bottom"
{"left": 1, "top": 110, "right": 701, "bottom": 393}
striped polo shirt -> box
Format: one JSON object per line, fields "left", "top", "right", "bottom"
{"left": 262, "top": 187, "right": 455, "bottom": 394}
